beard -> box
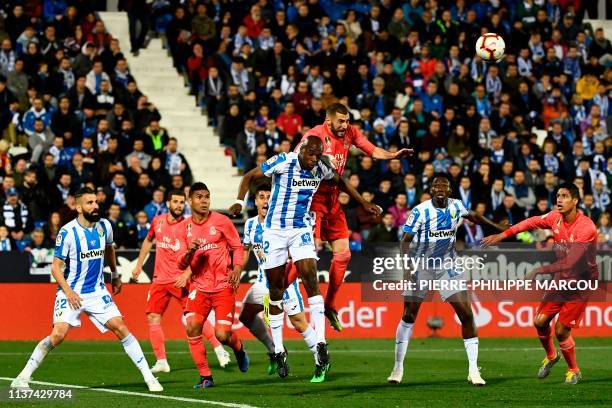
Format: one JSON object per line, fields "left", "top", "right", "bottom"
{"left": 330, "top": 123, "right": 346, "bottom": 137}
{"left": 169, "top": 207, "right": 184, "bottom": 219}
{"left": 83, "top": 210, "right": 101, "bottom": 222}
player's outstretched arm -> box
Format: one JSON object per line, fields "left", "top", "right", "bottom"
{"left": 333, "top": 173, "right": 381, "bottom": 215}
{"left": 482, "top": 213, "right": 553, "bottom": 247}
{"left": 51, "top": 257, "right": 82, "bottom": 309}
{"left": 371, "top": 147, "right": 414, "bottom": 160}
{"left": 132, "top": 235, "right": 153, "bottom": 281}
{"left": 229, "top": 166, "right": 266, "bottom": 216}
{"left": 466, "top": 211, "right": 508, "bottom": 232}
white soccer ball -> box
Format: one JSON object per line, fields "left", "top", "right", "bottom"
{"left": 475, "top": 33, "right": 505, "bottom": 62}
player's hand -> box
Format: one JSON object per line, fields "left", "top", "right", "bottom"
{"left": 363, "top": 202, "right": 382, "bottom": 215}
{"left": 131, "top": 265, "right": 142, "bottom": 281}
{"left": 481, "top": 233, "right": 504, "bottom": 248}
{"left": 66, "top": 289, "right": 83, "bottom": 310}
{"left": 188, "top": 239, "right": 203, "bottom": 254}
{"left": 112, "top": 277, "right": 122, "bottom": 295}
{"left": 524, "top": 268, "right": 539, "bottom": 281}
{"left": 175, "top": 270, "right": 191, "bottom": 288}
{"left": 321, "top": 154, "right": 338, "bottom": 170}
{"left": 228, "top": 203, "right": 242, "bottom": 217}
{"left": 393, "top": 148, "right": 415, "bottom": 158}
{"left": 228, "top": 265, "right": 241, "bottom": 290}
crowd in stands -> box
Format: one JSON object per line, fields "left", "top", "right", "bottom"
{"left": 160, "top": 0, "right": 611, "bottom": 248}
{"left": 0, "top": 0, "right": 193, "bottom": 252}
{"left": 0, "top": 0, "right": 610, "bottom": 255}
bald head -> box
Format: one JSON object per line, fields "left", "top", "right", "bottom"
{"left": 298, "top": 136, "right": 324, "bottom": 170}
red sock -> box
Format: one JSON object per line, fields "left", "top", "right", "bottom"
{"left": 202, "top": 320, "right": 221, "bottom": 348}
{"left": 148, "top": 323, "right": 166, "bottom": 360}
{"left": 284, "top": 260, "right": 298, "bottom": 289}
{"left": 325, "top": 250, "right": 350, "bottom": 309}
{"left": 536, "top": 325, "right": 556, "bottom": 360}
{"left": 188, "top": 335, "right": 211, "bottom": 376}
{"left": 224, "top": 331, "right": 242, "bottom": 353}
{"left": 559, "top": 336, "right": 579, "bottom": 372}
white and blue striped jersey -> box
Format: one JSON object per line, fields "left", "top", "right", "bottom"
{"left": 260, "top": 152, "right": 334, "bottom": 230}
{"left": 403, "top": 198, "right": 469, "bottom": 260}
{"left": 54, "top": 217, "right": 114, "bottom": 295}
{"left": 243, "top": 215, "right": 266, "bottom": 284}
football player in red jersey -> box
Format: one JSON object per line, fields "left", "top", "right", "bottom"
{"left": 132, "top": 189, "right": 230, "bottom": 374}
{"left": 177, "top": 183, "right": 248, "bottom": 389}
{"left": 294, "top": 103, "right": 413, "bottom": 330}
{"left": 483, "top": 183, "right": 598, "bottom": 384}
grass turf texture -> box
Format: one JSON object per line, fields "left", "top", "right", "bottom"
{"left": 1, "top": 338, "right": 611, "bottom": 407}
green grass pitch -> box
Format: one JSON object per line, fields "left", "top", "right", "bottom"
{"left": 1, "top": 338, "right": 611, "bottom": 407}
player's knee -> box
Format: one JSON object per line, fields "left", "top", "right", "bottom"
{"left": 268, "top": 287, "right": 284, "bottom": 301}
{"left": 215, "top": 329, "right": 231, "bottom": 343}
{"left": 554, "top": 323, "right": 570, "bottom": 341}
{"left": 50, "top": 332, "right": 66, "bottom": 346}
{"left": 333, "top": 249, "right": 351, "bottom": 264}
{"left": 238, "top": 311, "right": 251, "bottom": 326}
{"left": 147, "top": 313, "right": 162, "bottom": 325}
{"left": 533, "top": 315, "right": 549, "bottom": 329}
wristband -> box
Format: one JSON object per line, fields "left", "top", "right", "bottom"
{"left": 111, "top": 271, "right": 121, "bottom": 279}
{"left": 234, "top": 199, "right": 246, "bottom": 208}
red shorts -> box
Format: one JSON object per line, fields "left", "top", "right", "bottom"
{"left": 311, "top": 196, "right": 349, "bottom": 242}
{"left": 537, "top": 301, "right": 588, "bottom": 328}
{"left": 145, "top": 282, "right": 189, "bottom": 314}
{"left": 184, "top": 287, "right": 236, "bottom": 329}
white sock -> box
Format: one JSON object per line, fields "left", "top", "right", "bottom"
{"left": 245, "top": 316, "right": 275, "bottom": 353}
{"left": 19, "top": 336, "right": 55, "bottom": 378}
{"left": 301, "top": 325, "right": 318, "bottom": 363}
{"left": 269, "top": 313, "right": 285, "bottom": 354}
{"left": 464, "top": 337, "right": 479, "bottom": 372}
{"left": 394, "top": 320, "right": 413, "bottom": 371}
{"left": 308, "top": 295, "right": 326, "bottom": 344}
{"left": 121, "top": 333, "right": 154, "bottom": 381}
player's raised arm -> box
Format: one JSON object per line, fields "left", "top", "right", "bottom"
{"left": 482, "top": 213, "right": 553, "bottom": 247}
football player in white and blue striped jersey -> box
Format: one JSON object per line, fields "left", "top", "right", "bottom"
{"left": 239, "top": 184, "right": 319, "bottom": 376}
{"left": 230, "top": 136, "right": 380, "bottom": 382}
{"left": 11, "top": 187, "right": 163, "bottom": 392}
{"left": 388, "top": 176, "right": 506, "bottom": 387}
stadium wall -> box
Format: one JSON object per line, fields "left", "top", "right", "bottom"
{"left": 1, "top": 283, "right": 611, "bottom": 341}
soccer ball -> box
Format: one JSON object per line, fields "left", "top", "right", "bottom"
{"left": 475, "top": 33, "right": 505, "bottom": 62}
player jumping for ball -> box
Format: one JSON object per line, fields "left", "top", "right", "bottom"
{"left": 483, "top": 183, "right": 598, "bottom": 384}
{"left": 229, "top": 136, "right": 380, "bottom": 382}
{"left": 11, "top": 187, "right": 163, "bottom": 392}
{"left": 239, "top": 183, "right": 319, "bottom": 374}
{"left": 295, "top": 103, "right": 413, "bottom": 331}
{"left": 388, "top": 176, "right": 506, "bottom": 386}
{"left": 132, "top": 189, "right": 231, "bottom": 373}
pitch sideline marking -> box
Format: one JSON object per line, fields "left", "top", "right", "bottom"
{"left": 0, "top": 346, "right": 611, "bottom": 356}
{"left": 0, "top": 377, "right": 258, "bottom": 408}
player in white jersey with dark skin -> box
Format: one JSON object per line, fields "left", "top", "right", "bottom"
{"left": 11, "top": 187, "right": 162, "bottom": 392}
{"left": 230, "top": 136, "right": 381, "bottom": 382}
{"left": 388, "top": 176, "right": 506, "bottom": 386}
{"left": 239, "top": 183, "right": 318, "bottom": 375}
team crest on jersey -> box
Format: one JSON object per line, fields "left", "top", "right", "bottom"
{"left": 157, "top": 219, "right": 164, "bottom": 232}
{"left": 450, "top": 206, "right": 456, "bottom": 220}
{"left": 187, "top": 222, "right": 192, "bottom": 238}
{"left": 265, "top": 155, "right": 279, "bottom": 166}
{"left": 97, "top": 224, "right": 104, "bottom": 238}
{"left": 325, "top": 135, "right": 332, "bottom": 152}
{"left": 210, "top": 226, "right": 216, "bottom": 235}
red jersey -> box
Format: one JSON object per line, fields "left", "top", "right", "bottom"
{"left": 298, "top": 123, "right": 376, "bottom": 197}
{"left": 503, "top": 210, "right": 598, "bottom": 280}
{"left": 277, "top": 112, "right": 302, "bottom": 138}
{"left": 147, "top": 214, "right": 185, "bottom": 284}
{"left": 176, "top": 212, "right": 244, "bottom": 293}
